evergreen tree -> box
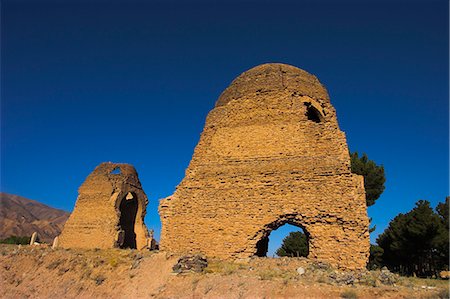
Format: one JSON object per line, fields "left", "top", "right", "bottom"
{"left": 367, "top": 244, "right": 384, "bottom": 270}
{"left": 437, "top": 197, "right": 449, "bottom": 228}
{"left": 350, "top": 152, "right": 386, "bottom": 207}
{"left": 377, "top": 199, "right": 446, "bottom": 277}
{"left": 276, "top": 231, "right": 309, "bottom": 257}
{"left": 435, "top": 197, "right": 449, "bottom": 270}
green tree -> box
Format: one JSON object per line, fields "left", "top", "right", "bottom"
{"left": 350, "top": 152, "right": 386, "bottom": 207}
{"left": 367, "top": 244, "right": 384, "bottom": 270}
{"left": 377, "top": 199, "right": 446, "bottom": 277}
{"left": 276, "top": 231, "right": 309, "bottom": 257}
{"left": 437, "top": 197, "right": 449, "bottom": 228}
{"left": 435, "top": 197, "right": 449, "bottom": 270}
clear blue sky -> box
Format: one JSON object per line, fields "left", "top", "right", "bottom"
{"left": 1, "top": 0, "right": 448, "bottom": 256}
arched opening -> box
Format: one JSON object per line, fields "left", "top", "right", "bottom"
{"left": 118, "top": 193, "right": 138, "bottom": 249}
{"left": 304, "top": 102, "right": 323, "bottom": 123}
{"left": 255, "top": 223, "right": 309, "bottom": 258}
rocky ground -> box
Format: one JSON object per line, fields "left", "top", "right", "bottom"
{"left": 0, "top": 244, "right": 448, "bottom": 299}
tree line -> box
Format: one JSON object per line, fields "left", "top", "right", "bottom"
{"left": 0, "top": 236, "right": 31, "bottom": 245}
{"left": 370, "top": 198, "right": 449, "bottom": 277}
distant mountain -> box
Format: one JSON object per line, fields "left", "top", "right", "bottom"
{"left": 0, "top": 193, "right": 70, "bottom": 243}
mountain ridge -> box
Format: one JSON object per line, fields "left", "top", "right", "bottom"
{"left": 0, "top": 192, "right": 70, "bottom": 243}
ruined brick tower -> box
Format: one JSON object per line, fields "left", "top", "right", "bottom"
{"left": 59, "top": 162, "right": 151, "bottom": 250}
{"left": 159, "top": 63, "right": 370, "bottom": 269}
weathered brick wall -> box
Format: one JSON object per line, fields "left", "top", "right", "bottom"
{"left": 159, "top": 63, "right": 370, "bottom": 269}
{"left": 59, "top": 162, "right": 151, "bottom": 250}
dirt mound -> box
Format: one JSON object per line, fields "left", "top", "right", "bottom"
{"left": 1, "top": 245, "right": 448, "bottom": 299}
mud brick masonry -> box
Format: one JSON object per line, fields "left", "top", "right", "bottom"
{"left": 159, "top": 63, "right": 370, "bottom": 270}
{"left": 59, "top": 163, "right": 151, "bottom": 250}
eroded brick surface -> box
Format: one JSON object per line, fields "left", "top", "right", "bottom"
{"left": 159, "top": 63, "right": 370, "bottom": 269}
{"left": 59, "top": 162, "right": 151, "bottom": 250}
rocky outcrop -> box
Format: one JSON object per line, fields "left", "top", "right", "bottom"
{"left": 59, "top": 162, "right": 151, "bottom": 250}
{"left": 159, "top": 63, "right": 370, "bottom": 270}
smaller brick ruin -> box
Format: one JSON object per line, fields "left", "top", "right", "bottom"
{"left": 59, "top": 162, "right": 151, "bottom": 250}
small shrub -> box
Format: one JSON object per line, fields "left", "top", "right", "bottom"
{"left": 341, "top": 289, "right": 358, "bottom": 299}
{"left": 259, "top": 270, "right": 277, "bottom": 280}
{"left": 46, "top": 259, "right": 62, "bottom": 270}
{"left": 223, "top": 265, "right": 237, "bottom": 275}
{"left": 317, "top": 276, "right": 327, "bottom": 284}
{"left": 204, "top": 260, "right": 243, "bottom": 275}
{"left": 0, "top": 236, "right": 31, "bottom": 245}
{"left": 109, "top": 258, "right": 118, "bottom": 268}
{"left": 94, "top": 275, "right": 106, "bottom": 286}
{"left": 58, "top": 267, "right": 70, "bottom": 275}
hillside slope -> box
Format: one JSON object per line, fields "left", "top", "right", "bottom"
{"left": 1, "top": 245, "right": 448, "bottom": 299}
{"left": 0, "top": 193, "right": 70, "bottom": 243}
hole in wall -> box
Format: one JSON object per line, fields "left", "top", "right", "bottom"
{"left": 110, "top": 167, "right": 121, "bottom": 175}
{"left": 257, "top": 223, "right": 309, "bottom": 258}
{"left": 304, "top": 103, "right": 323, "bottom": 123}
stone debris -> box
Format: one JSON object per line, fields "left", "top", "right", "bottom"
{"left": 378, "top": 267, "right": 398, "bottom": 286}
{"left": 329, "top": 271, "right": 356, "bottom": 285}
{"left": 59, "top": 162, "right": 153, "bottom": 250}
{"left": 310, "top": 261, "right": 331, "bottom": 271}
{"left": 297, "top": 267, "right": 306, "bottom": 276}
{"left": 159, "top": 63, "right": 370, "bottom": 270}
{"left": 172, "top": 255, "right": 208, "bottom": 273}
{"left": 324, "top": 268, "right": 399, "bottom": 286}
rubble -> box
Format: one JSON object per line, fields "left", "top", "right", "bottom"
{"left": 172, "top": 255, "right": 208, "bottom": 273}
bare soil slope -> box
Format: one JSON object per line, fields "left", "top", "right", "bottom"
{"left": 1, "top": 245, "right": 448, "bottom": 299}
{"left": 0, "top": 193, "right": 69, "bottom": 243}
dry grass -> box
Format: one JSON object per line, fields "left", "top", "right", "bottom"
{"left": 399, "top": 276, "right": 449, "bottom": 288}
{"left": 435, "top": 288, "right": 450, "bottom": 299}
{"left": 341, "top": 289, "right": 358, "bottom": 299}
{"left": 258, "top": 268, "right": 296, "bottom": 281}
{"left": 1, "top": 245, "right": 449, "bottom": 299}
{"left": 204, "top": 260, "right": 247, "bottom": 275}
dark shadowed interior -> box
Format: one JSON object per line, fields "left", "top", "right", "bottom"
{"left": 119, "top": 196, "right": 138, "bottom": 249}
{"left": 304, "top": 103, "right": 323, "bottom": 123}
{"left": 256, "top": 237, "right": 269, "bottom": 257}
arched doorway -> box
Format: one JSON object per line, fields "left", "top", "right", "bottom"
{"left": 118, "top": 193, "right": 138, "bottom": 249}
{"left": 254, "top": 219, "right": 310, "bottom": 258}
